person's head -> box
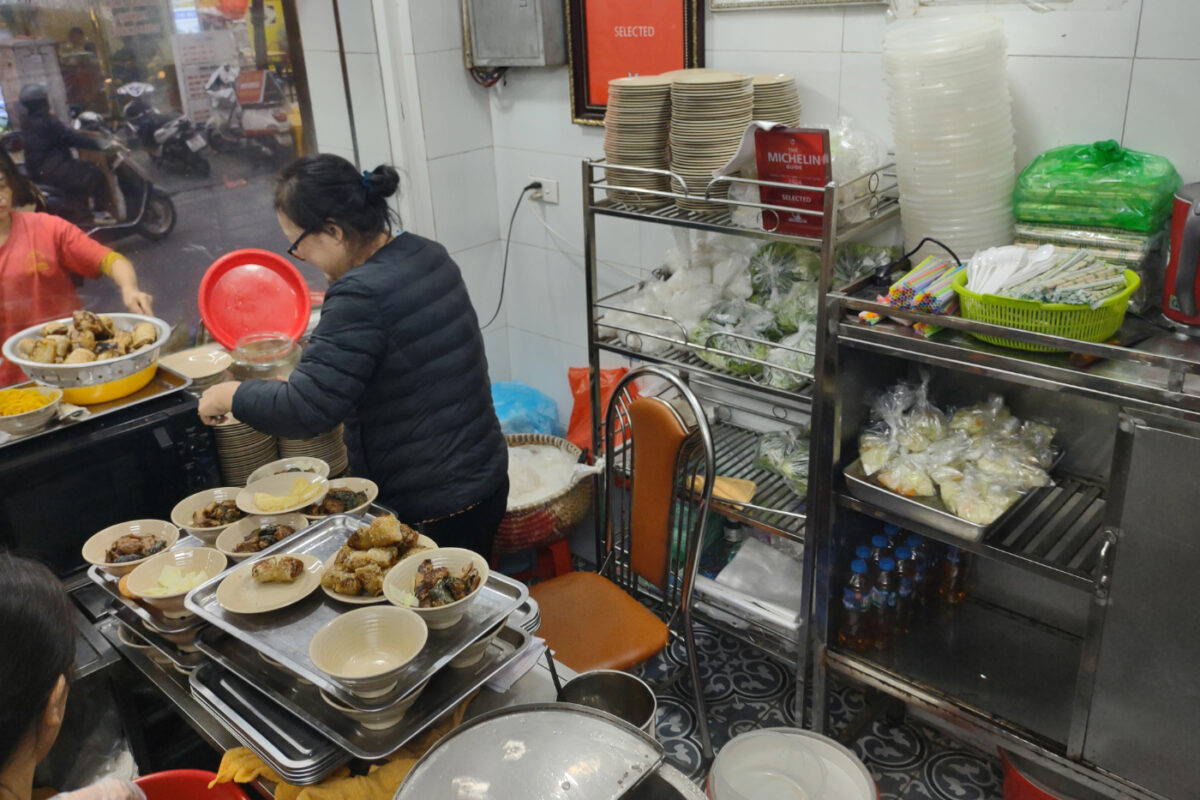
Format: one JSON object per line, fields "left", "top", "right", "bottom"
{"left": 0, "top": 146, "right": 45, "bottom": 218}
{"left": 274, "top": 155, "right": 400, "bottom": 280}
{"left": 68, "top": 27, "right": 85, "bottom": 48}
{"left": 0, "top": 552, "right": 74, "bottom": 777}
{"left": 18, "top": 84, "right": 48, "bottom": 116}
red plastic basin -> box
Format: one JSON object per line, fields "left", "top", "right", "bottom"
{"left": 135, "top": 769, "right": 251, "bottom": 800}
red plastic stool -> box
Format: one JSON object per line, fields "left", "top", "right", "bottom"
{"left": 136, "top": 769, "right": 251, "bottom": 800}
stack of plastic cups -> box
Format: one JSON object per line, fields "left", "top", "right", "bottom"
{"left": 884, "top": 15, "right": 1017, "bottom": 262}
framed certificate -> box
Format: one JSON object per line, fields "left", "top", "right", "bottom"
{"left": 567, "top": 0, "right": 704, "bottom": 125}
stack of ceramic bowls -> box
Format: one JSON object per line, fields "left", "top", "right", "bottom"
{"left": 603, "top": 75, "right": 672, "bottom": 208}
{"left": 752, "top": 74, "right": 802, "bottom": 126}
{"left": 213, "top": 417, "right": 279, "bottom": 485}
{"left": 279, "top": 424, "right": 349, "bottom": 477}
{"left": 884, "top": 15, "right": 1016, "bottom": 261}
{"left": 668, "top": 70, "right": 753, "bottom": 212}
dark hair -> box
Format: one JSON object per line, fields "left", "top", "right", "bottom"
{"left": 68, "top": 26, "right": 84, "bottom": 37}
{"left": 274, "top": 154, "right": 400, "bottom": 246}
{"left": 0, "top": 552, "right": 75, "bottom": 768}
{"left": 0, "top": 147, "right": 45, "bottom": 211}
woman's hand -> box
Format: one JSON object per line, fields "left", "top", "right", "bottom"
{"left": 54, "top": 778, "right": 146, "bottom": 800}
{"left": 199, "top": 381, "right": 241, "bottom": 426}
{"left": 120, "top": 287, "right": 153, "bottom": 315}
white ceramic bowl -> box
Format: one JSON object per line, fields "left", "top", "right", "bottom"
{"left": 302, "top": 477, "right": 379, "bottom": 519}
{"left": 449, "top": 618, "right": 505, "bottom": 668}
{"left": 171, "top": 487, "right": 246, "bottom": 543}
{"left": 215, "top": 513, "right": 309, "bottom": 561}
{"left": 383, "top": 547, "right": 489, "bottom": 630}
{"left": 245, "top": 457, "right": 331, "bottom": 487}
{"left": 82, "top": 519, "right": 181, "bottom": 577}
{"left": 319, "top": 678, "right": 430, "bottom": 730}
{"left": 237, "top": 473, "right": 330, "bottom": 515}
{"left": 0, "top": 386, "right": 61, "bottom": 435}
{"left": 124, "top": 547, "right": 227, "bottom": 617}
{"left": 308, "top": 606, "right": 428, "bottom": 698}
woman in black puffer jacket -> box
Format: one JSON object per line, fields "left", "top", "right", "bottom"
{"left": 198, "top": 155, "right": 508, "bottom": 557}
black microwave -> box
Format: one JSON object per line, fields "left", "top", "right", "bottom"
{"left": 0, "top": 392, "right": 220, "bottom": 576}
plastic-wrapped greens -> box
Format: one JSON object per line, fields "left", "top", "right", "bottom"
{"left": 754, "top": 426, "right": 810, "bottom": 497}
{"left": 834, "top": 243, "right": 902, "bottom": 286}
{"left": 769, "top": 280, "right": 820, "bottom": 334}
{"left": 748, "top": 242, "right": 821, "bottom": 306}
{"left": 689, "top": 300, "right": 778, "bottom": 375}
{"left": 764, "top": 323, "right": 817, "bottom": 391}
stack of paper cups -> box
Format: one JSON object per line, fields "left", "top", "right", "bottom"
{"left": 884, "top": 15, "right": 1016, "bottom": 262}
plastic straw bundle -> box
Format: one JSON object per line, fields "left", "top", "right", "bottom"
{"left": 860, "top": 256, "right": 964, "bottom": 336}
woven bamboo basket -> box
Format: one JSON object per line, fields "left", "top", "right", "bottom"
{"left": 495, "top": 433, "right": 594, "bottom": 554}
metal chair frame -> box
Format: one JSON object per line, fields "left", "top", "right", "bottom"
{"left": 600, "top": 365, "right": 715, "bottom": 764}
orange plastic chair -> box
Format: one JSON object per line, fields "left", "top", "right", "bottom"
{"left": 531, "top": 366, "right": 714, "bottom": 761}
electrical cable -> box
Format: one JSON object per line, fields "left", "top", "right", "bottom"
{"left": 904, "top": 236, "right": 962, "bottom": 266}
{"left": 873, "top": 236, "right": 963, "bottom": 286}
{"left": 482, "top": 181, "right": 541, "bottom": 331}
{"left": 530, "top": 200, "right": 645, "bottom": 283}
{"left": 469, "top": 66, "right": 507, "bottom": 88}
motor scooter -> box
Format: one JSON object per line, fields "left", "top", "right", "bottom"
{"left": 115, "top": 82, "right": 211, "bottom": 177}
{"left": 1, "top": 129, "right": 176, "bottom": 242}
{"left": 205, "top": 63, "right": 294, "bottom": 166}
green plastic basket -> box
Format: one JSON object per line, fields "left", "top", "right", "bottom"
{"left": 951, "top": 270, "right": 1140, "bottom": 353}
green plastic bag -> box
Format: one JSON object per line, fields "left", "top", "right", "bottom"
{"left": 1013, "top": 140, "right": 1182, "bottom": 233}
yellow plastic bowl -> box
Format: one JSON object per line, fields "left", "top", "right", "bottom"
{"left": 61, "top": 363, "right": 157, "bottom": 405}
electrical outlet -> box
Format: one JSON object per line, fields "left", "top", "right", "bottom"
{"left": 529, "top": 177, "right": 559, "bottom": 204}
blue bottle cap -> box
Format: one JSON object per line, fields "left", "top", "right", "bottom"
{"left": 871, "top": 534, "right": 890, "bottom": 548}
{"left": 905, "top": 534, "right": 923, "bottom": 549}
{"left": 851, "top": 559, "right": 868, "bottom": 574}
{"left": 884, "top": 523, "right": 901, "bottom": 536}
{"left": 895, "top": 546, "right": 912, "bottom": 560}
{"left": 855, "top": 545, "right": 872, "bottom": 560}
{"left": 878, "top": 557, "right": 896, "bottom": 572}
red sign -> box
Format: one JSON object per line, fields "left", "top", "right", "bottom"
{"left": 754, "top": 128, "right": 832, "bottom": 238}
{"left": 584, "top": 0, "right": 685, "bottom": 107}
{"left": 235, "top": 70, "right": 266, "bottom": 105}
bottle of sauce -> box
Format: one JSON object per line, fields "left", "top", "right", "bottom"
{"left": 938, "top": 545, "right": 969, "bottom": 605}
{"left": 837, "top": 559, "right": 873, "bottom": 653}
{"left": 869, "top": 556, "right": 897, "bottom": 651}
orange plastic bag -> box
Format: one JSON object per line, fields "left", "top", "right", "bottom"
{"left": 567, "top": 366, "right": 638, "bottom": 458}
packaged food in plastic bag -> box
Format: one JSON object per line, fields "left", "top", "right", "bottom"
{"left": 939, "top": 472, "right": 1023, "bottom": 526}
{"left": 895, "top": 376, "right": 946, "bottom": 453}
{"left": 834, "top": 242, "right": 901, "bottom": 286}
{"left": 948, "top": 394, "right": 1013, "bottom": 438}
{"left": 1013, "top": 140, "right": 1183, "bottom": 233}
{"left": 824, "top": 117, "right": 887, "bottom": 225}
{"left": 858, "top": 383, "right": 914, "bottom": 475}
{"left": 878, "top": 452, "right": 935, "bottom": 497}
{"left": 972, "top": 440, "right": 1054, "bottom": 491}
{"left": 764, "top": 323, "right": 818, "bottom": 391}
{"left": 769, "top": 280, "right": 820, "bottom": 334}
{"left": 754, "top": 426, "right": 810, "bottom": 497}
{"left": 748, "top": 242, "right": 821, "bottom": 304}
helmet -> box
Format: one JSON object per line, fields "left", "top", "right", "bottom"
{"left": 19, "top": 84, "right": 48, "bottom": 108}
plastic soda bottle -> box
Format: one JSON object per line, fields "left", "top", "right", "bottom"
{"left": 836, "top": 559, "right": 873, "bottom": 653}
{"left": 869, "top": 556, "right": 897, "bottom": 650}
{"left": 938, "top": 546, "right": 969, "bottom": 605}
{"left": 855, "top": 544, "right": 875, "bottom": 580}
{"left": 884, "top": 523, "right": 904, "bottom": 550}
{"left": 894, "top": 546, "right": 917, "bottom": 633}
{"left": 869, "top": 534, "right": 892, "bottom": 573}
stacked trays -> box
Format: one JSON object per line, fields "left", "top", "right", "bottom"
{"left": 603, "top": 75, "right": 672, "bottom": 209}
{"left": 668, "top": 70, "right": 753, "bottom": 212}
{"left": 213, "top": 418, "right": 279, "bottom": 485}
{"left": 884, "top": 15, "right": 1016, "bottom": 260}
{"left": 280, "top": 425, "right": 349, "bottom": 477}
{"left": 752, "top": 73, "right": 802, "bottom": 126}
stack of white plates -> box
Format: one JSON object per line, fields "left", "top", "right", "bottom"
{"left": 884, "top": 15, "right": 1016, "bottom": 260}
{"left": 159, "top": 343, "right": 231, "bottom": 393}
{"left": 279, "top": 424, "right": 349, "bottom": 477}
{"left": 603, "top": 75, "right": 672, "bottom": 209}
{"left": 752, "top": 73, "right": 801, "bottom": 126}
{"left": 212, "top": 418, "right": 279, "bottom": 485}
{"left": 668, "top": 69, "right": 753, "bottom": 212}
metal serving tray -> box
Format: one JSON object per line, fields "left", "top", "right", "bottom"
{"left": 87, "top": 535, "right": 211, "bottom": 634}
{"left": 184, "top": 514, "right": 529, "bottom": 708}
{"left": 0, "top": 366, "right": 190, "bottom": 451}
{"left": 195, "top": 624, "right": 530, "bottom": 761}
{"left": 190, "top": 662, "right": 350, "bottom": 785}
{"left": 112, "top": 605, "right": 205, "bottom": 670}
{"left": 844, "top": 457, "right": 1061, "bottom": 543}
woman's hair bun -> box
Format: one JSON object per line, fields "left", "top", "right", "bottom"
{"left": 365, "top": 165, "right": 400, "bottom": 199}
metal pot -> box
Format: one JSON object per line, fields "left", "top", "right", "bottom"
{"left": 556, "top": 669, "right": 658, "bottom": 737}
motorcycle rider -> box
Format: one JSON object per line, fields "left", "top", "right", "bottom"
{"left": 18, "top": 84, "right": 112, "bottom": 224}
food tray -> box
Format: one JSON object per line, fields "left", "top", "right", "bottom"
{"left": 844, "top": 457, "right": 1061, "bottom": 543}
{"left": 190, "top": 662, "right": 350, "bottom": 785}
{"left": 184, "top": 513, "right": 529, "bottom": 708}
{"left": 1, "top": 313, "right": 169, "bottom": 386}
{"left": 195, "top": 624, "right": 531, "bottom": 761}
{"left": 112, "top": 606, "right": 205, "bottom": 670}
{"left": 87, "top": 534, "right": 211, "bottom": 634}
{"left": 0, "top": 366, "right": 190, "bottom": 451}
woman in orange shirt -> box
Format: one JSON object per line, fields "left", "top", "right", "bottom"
{"left": 0, "top": 148, "right": 152, "bottom": 386}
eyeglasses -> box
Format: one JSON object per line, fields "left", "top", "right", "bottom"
{"left": 287, "top": 229, "right": 312, "bottom": 259}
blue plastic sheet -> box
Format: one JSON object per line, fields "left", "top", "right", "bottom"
{"left": 492, "top": 381, "right": 562, "bottom": 436}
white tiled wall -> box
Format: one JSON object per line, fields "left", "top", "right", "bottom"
{"left": 317, "top": 0, "right": 1200, "bottom": 418}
